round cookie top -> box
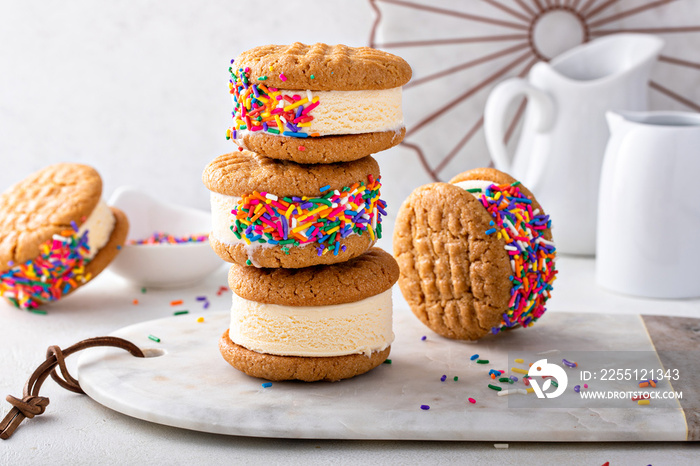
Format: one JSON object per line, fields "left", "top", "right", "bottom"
{"left": 233, "top": 42, "right": 412, "bottom": 91}
{"left": 393, "top": 182, "right": 512, "bottom": 340}
{"left": 0, "top": 163, "right": 102, "bottom": 272}
{"left": 203, "top": 150, "right": 380, "bottom": 197}
{"left": 229, "top": 248, "right": 399, "bottom": 306}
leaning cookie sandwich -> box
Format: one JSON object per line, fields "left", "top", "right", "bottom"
{"left": 393, "top": 168, "right": 557, "bottom": 340}
{"left": 0, "top": 164, "right": 128, "bottom": 309}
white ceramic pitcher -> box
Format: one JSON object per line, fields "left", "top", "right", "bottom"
{"left": 484, "top": 34, "right": 664, "bottom": 255}
{"left": 597, "top": 111, "right": 700, "bottom": 299}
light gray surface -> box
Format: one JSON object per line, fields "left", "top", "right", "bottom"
{"left": 77, "top": 310, "right": 686, "bottom": 442}
{"left": 2, "top": 257, "right": 700, "bottom": 464}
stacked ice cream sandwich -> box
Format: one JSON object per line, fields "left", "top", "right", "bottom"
{"left": 203, "top": 43, "right": 411, "bottom": 381}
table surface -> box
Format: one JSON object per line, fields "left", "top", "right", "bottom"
{"left": 1, "top": 255, "right": 699, "bottom": 465}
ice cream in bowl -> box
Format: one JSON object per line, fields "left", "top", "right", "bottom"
{"left": 108, "top": 186, "right": 222, "bottom": 287}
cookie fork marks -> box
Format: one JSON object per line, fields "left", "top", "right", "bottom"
{"left": 393, "top": 183, "right": 512, "bottom": 340}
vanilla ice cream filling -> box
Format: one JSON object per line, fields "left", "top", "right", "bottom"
{"left": 229, "top": 289, "right": 394, "bottom": 357}
{"left": 210, "top": 192, "right": 244, "bottom": 245}
{"left": 78, "top": 200, "right": 115, "bottom": 259}
{"left": 231, "top": 87, "right": 404, "bottom": 138}
{"left": 279, "top": 87, "right": 403, "bottom": 136}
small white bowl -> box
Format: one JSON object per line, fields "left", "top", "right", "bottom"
{"left": 108, "top": 186, "right": 221, "bottom": 288}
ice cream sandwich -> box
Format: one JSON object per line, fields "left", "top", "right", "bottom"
{"left": 393, "top": 168, "right": 557, "bottom": 340}
{"left": 227, "top": 42, "right": 412, "bottom": 164}
{"left": 203, "top": 150, "right": 386, "bottom": 269}
{"left": 0, "top": 164, "right": 128, "bottom": 309}
{"left": 220, "top": 248, "right": 399, "bottom": 381}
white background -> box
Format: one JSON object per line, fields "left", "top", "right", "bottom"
{"left": 0, "top": 0, "right": 376, "bottom": 210}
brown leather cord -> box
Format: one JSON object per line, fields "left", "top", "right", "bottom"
{"left": 0, "top": 336, "right": 144, "bottom": 440}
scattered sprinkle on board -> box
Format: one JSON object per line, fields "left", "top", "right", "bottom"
{"left": 562, "top": 358, "right": 578, "bottom": 368}
{"left": 148, "top": 335, "right": 161, "bottom": 343}
{"left": 420, "top": 405, "right": 430, "bottom": 410}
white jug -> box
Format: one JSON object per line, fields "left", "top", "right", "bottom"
{"left": 597, "top": 111, "right": 700, "bottom": 299}
{"left": 484, "top": 34, "right": 664, "bottom": 255}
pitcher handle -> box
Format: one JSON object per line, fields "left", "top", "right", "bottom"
{"left": 484, "top": 78, "right": 555, "bottom": 174}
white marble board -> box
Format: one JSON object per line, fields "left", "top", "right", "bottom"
{"left": 77, "top": 309, "right": 688, "bottom": 441}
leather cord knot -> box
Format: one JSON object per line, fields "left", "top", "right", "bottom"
{"left": 5, "top": 395, "right": 50, "bottom": 419}
{"left": 1, "top": 336, "right": 144, "bottom": 440}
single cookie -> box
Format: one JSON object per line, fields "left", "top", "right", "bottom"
{"left": 203, "top": 151, "right": 387, "bottom": 268}
{"left": 0, "top": 164, "right": 129, "bottom": 309}
{"left": 239, "top": 128, "right": 406, "bottom": 164}
{"left": 233, "top": 43, "right": 412, "bottom": 91}
{"left": 228, "top": 247, "right": 399, "bottom": 306}
{"left": 393, "top": 168, "right": 556, "bottom": 340}
{"left": 220, "top": 331, "right": 391, "bottom": 382}
{"left": 226, "top": 42, "right": 411, "bottom": 163}
{"left": 221, "top": 248, "right": 399, "bottom": 381}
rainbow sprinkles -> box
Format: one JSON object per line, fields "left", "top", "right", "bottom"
{"left": 230, "top": 175, "right": 386, "bottom": 256}
{"left": 0, "top": 225, "right": 92, "bottom": 310}
{"left": 227, "top": 62, "right": 320, "bottom": 141}
{"left": 465, "top": 182, "right": 557, "bottom": 334}
{"left": 129, "top": 232, "right": 208, "bottom": 245}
